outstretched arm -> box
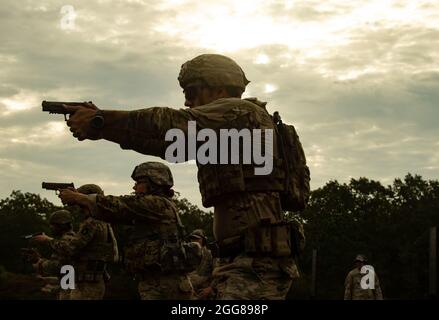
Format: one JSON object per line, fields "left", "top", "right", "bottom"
{"left": 64, "top": 104, "right": 192, "bottom": 159}
{"left": 50, "top": 221, "right": 96, "bottom": 257}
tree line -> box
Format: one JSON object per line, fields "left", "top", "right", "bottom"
{"left": 0, "top": 173, "right": 438, "bottom": 299}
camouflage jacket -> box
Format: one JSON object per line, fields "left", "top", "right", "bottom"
{"left": 100, "top": 98, "right": 287, "bottom": 241}
{"left": 50, "top": 217, "right": 116, "bottom": 272}
{"left": 344, "top": 267, "right": 383, "bottom": 300}
{"left": 91, "top": 193, "right": 181, "bottom": 273}
{"left": 38, "top": 231, "right": 76, "bottom": 277}
{"left": 197, "top": 246, "right": 213, "bottom": 276}
{"left": 93, "top": 194, "right": 178, "bottom": 229}
{"left": 189, "top": 246, "right": 213, "bottom": 289}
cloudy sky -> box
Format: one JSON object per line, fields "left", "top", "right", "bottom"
{"left": 1, "top": 0, "right": 438, "bottom": 209}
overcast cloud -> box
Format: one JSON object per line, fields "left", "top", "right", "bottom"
{"left": 1, "top": 0, "right": 438, "bottom": 208}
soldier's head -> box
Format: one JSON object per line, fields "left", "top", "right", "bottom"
{"left": 77, "top": 184, "right": 104, "bottom": 196}
{"left": 189, "top": 229, "right": 207, "bottom": 246}
{"left": 76, "top": 184, "right": 104, "bottom": 217}
{"left": 354, "top": 254, "right": 367, "bottom": 269}
{"left": 178, "top": 54, "right": 250, "bottom": 108}
{"left": 131, "top": 162, "right": 174, "bottom": 197}
{"left": 48, "top": 209, "right": 73, "bottom": 236}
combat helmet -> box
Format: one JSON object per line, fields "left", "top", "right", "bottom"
{"left": 178, "top": 54, "right": 250, "bottom": 91}
{"left": 354, "top": 254, "right": 368, "bottom": 263}
{"left": 131, "top": 162, "right": 174, "bottom": 188}
{"left": 189, "top": 229, "right": 207, "bottom": 244}
{"left": 77, "top": 184, "right": 104, "bottom": 195}
{"left": 49, "top": 210, "right": 72, "bottom": 225}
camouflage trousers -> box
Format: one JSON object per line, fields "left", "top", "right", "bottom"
{"left": 212, "top": 254, "right": 299, "bottom": 300}
{"left": 57, "top": 279, "right": 106, "bottom": 300}
{"left": 138, "top": 273, "right": 194, "bottom": 300}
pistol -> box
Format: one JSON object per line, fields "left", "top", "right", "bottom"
{"left": 42, "top": 101, "right": 90, "bottom": 121}
{"left": 21, "top": 232, "right": 43, "bottom": 240}
{"left": 42, "top": 182, "right": 75, "bottom": 192}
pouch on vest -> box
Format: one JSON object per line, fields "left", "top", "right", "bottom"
{"left": 160, "top": 241, "right": 202, "bottom": 273}
{"left": 244, "top": 219, "right": 292, "bottom": 257}
{"left": 289, "top": 220, "right": 306, "bottom": 258}
{"left": 272, "top": 111, "right": 311, "bottom": 212}
{"left": 244, "top": 218, "right": 272, "bottom": 254}
{"left": 124, "top": 239, "right": 161, "bottom": 274}
{"left": 271, "top": 222, "right": 292, "bottom": 257}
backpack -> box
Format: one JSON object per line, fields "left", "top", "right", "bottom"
{"left": 273, "top": 111, "right": 311, "bottom": 212}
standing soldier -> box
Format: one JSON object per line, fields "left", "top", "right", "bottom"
{"left": 58, "top": 162, "right": 198, "bottom": 300}
{"left": 344, "top": 254, "right": 383, "bottom": 300}
{"left": 60, "top": 53, "right": 310, "bottom": 299}
{"left": 34, "top": 184, "right": 118, "bottom": 300}
{"left": 188, "top": 229, "right": 213, "bottom": 298}
{"left": 26, "top": 209, "right": 75, "bottom": 300}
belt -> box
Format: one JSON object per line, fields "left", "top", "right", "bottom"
{"left": 217, "top": 235, "right": 282, "bottom": 258}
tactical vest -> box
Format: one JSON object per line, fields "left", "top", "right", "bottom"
{"left": 124, "top": 198, "right": 201, "bottom": 274}
{"left": 78, "top": 219, "right": 116, "bottom": 263}
{"left": 197, "top": 98, "right": 285, "bottom": 208}
{"left": 123, "top": 198, "right": 180, "bottom": 273}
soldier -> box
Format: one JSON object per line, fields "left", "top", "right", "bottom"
{"left": 27, "top": 209, "right": 75, "bottom": 300}
{"left": 34, "top": 184, "right": 118, "bottom": 300}
{"left": 344, "top": 254, "right": 383, "bottom": 300}
{"left": 58, "top": 162, "right": 197, "bottom": 300}
{"left": 62, "top": 53, "right": 308, "bottom": 299}
{"left": 187, "top": 229, "right": 213, "bottom": 298}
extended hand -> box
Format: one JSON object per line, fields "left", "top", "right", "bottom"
{"left": 59, "top": 189, "right": 93, "bottom": 209}
{"left": 64, "top": 102, "right": 102, "bottom": 141}
{"left": 32, "top": 233, "right": 53, "bottom": 243}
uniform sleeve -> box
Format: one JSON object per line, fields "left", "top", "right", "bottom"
{"left": 93, "top": 194, "right": 176, "bottom": 225}
{"left": 344, "top": 272, "right": 352, "bottom": 300}
{"left": 50, "top": 224, "right": 96, "bottom": 257}
{"left": 100, "top": 99, "right": 257, "bottom": 159}
{"left": 37, "top": 257, "right": 61, "bottom": 276}
{"left": 201, "top": 249, "right": 214, "bottom": 276}
{"left": 101, "top": 107, "right": 193, "bottom": 159}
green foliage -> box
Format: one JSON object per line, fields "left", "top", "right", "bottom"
{"left": 173, "top": 192, "right": 213, "bottom": 241}
{"left": 300, "top": 174, "right": 439, "bottom": 299}
{"left": 1, "top": 177, "right": 438, "bottom": 299}
{"left": 0, "top": 191, "right": 60, "bottom": 272}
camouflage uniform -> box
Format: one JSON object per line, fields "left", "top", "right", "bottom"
{"left": 49, "top": 216, "right": 115, "bottom": 300}
{"left": 84, "top": 54, "right": 307, "bottom": 299}
{"left": 36, "top": 230, "right": 76, "bottom": 300}
{"left": 188, "top": 229, "right": 213, "bottom": 296}
{"left": 344, "top": 267, "right": 383, "bottom": 300}
{"left": 88, "top": 163, "right": 194, "bottom": 300}
{"left": 344, "top": 256, "right": 383, "bottom": 300}
{"left": 33, "top": 210, "right": 75, "bottom": 300}
{"left": 189, "top": 246, "right": 213, "bottom": 290}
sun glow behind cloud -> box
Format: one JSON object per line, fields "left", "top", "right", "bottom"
{"left": 1, "top": 91, "right": 39, "bottom": 115}
{"left": 153, "top": 0, "right": 439, "bottom": 53}
{"left": 1, "top": 0, "right": 439, "bottom": 208}
{"left": 151, "top": 0, "right": 439, "bottom": 82}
